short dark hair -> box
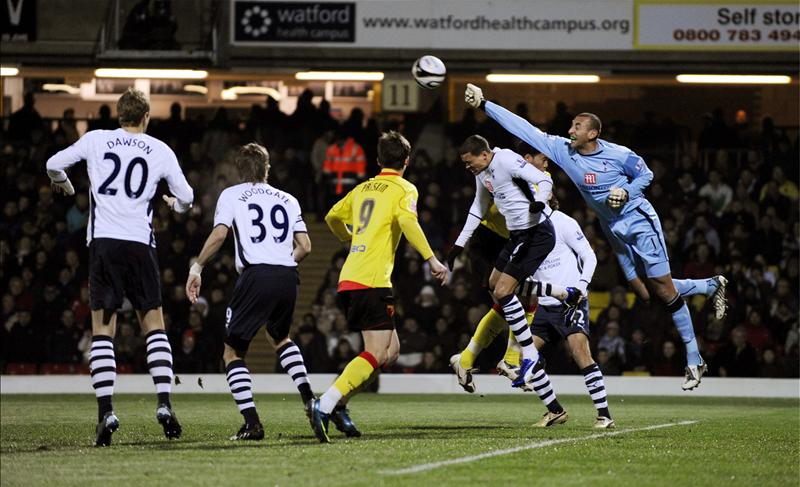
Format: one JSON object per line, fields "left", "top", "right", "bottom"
{"left": 117, "top": 88, "right": 150, "bottom": 127}
{"left": 577, "top": 112, "right": 602, "bottom": 134}
{"left": 235, "top": 143, "right": 269, "bottom": 183}
{"left": 377, "top": 131, "right": 411, "bottom": 169}
{"left": 459, "top": 135, "right": 491, "bottom": 156}
{"left": 514, "top": 140, "right": 540, "bottom": 157}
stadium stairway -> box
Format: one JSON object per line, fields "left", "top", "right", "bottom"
{"left": 245, "top": 217, "right": 342, "bottom": 372}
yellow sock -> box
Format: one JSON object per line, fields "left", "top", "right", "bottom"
{"left": 333, "top": 352, "right": 377, "bottom": 397}
{"left": 502, "top": 310, "right": 535, "bottom": 367}
{"left": 461, "top": 307, "right": 506, "bottom": 369}
{"left": 344, "top": 368, "right": 379, "bottom": 402}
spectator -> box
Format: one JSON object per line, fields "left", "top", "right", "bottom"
{"left": 625, "top": 328, "right": 652, "bottom": 372}
{"left": 46, "top": 310, "right": 82, "bottom": 363}
{"left": 88, "top": 105, "right": 118, "bottom": 131}
{"left": 173, "top": 330, "right": 203, "bottom": 373}
{"left": 698, "top": 170, "right": 733, "bottom": 217}
{"left": 8, "top": 92, "right": 43, "bottom": 142}
{"left": 294, "top": 324, "right": 331, "bottom": 373}
{"left": 597, "top": 321, "right": 626, "bottom": 368}
{"left": 653, "top": 340, "right": 684, "bottom": 377}
{"left": 717, "top": 327, "right": 759, "bottom": 377}
{"left": 596, "top": 348, "right": 621, "bottom": 376}
{"left": 759, "top": 348, "right": 784, "bottom": 378}
{"left": 322, "top": 127, "right": 366, "bottom": 207}
{"left": 330, "top": 338, "right": 358, "bottom": 373}
{"left": 396, "top": 318, "right": 427, "bottom": 369}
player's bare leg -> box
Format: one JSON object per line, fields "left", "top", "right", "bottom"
{"left": 312, "top": 329, "right": 393, "bottom": 442}
{"left": 139, "top": 307, "right": 181, "bottom": 439}
{"left": 90, "top": 310, "right": 119, "bottom": 447}
{"left": 648, "top": 275, "right": 707, "bottom": 390}
{"left": 328, "top": 331, "right": 398, "bottom": 438}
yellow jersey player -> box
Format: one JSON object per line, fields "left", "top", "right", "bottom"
{"left": 310, "top": 131, "right": 449, "bottom": 443}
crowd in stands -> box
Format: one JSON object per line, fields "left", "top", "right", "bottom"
{"left": 2, "top": 90, "right": 798, "bottom": 380}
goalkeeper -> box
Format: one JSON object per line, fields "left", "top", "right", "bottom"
{"left": 464, "top": 84, "right": 727, "bottom": 391}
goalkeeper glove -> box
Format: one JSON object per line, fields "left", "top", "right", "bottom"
{"left": 529, "top": 201, "right": 545, "bottom": 213}
{"left": 50, "top": 177, "right": 75, "bottom": 196}
{"left": 607, "top": 187, "right": 628, "bottom": 209}
{"left": 464, "top": 84, "right": 485, "bottom": 109}
{"left": 446, "top": 245, "right": 463, "bottom": 271}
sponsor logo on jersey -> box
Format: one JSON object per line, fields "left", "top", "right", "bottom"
{"left": 350, "top": 244, "right": 366, "bottom": 253}
{"left": 584, "top": 173, "right": 597, "bottom": 184}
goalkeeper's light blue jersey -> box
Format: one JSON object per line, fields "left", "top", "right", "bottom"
{"left": 485, "top": 101, "right": 654, "bottom": 223}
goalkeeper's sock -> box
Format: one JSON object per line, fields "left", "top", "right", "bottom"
{"left": 320, "top": 352, "right": 378, "bottom": 414}
{"left": 673, "top": 279, "right": 710, "bottom": 298}
{"left": 90, "top": 335, "right": 116, "bottom": 422}
{"left": 666, "top": 295, "right": 702, "bottom": 366}
{"left": 460, "top": 305, "right": 506, "bottom": 369}
{"left": 582, "top": 363, "right": 611, "bottom": 419}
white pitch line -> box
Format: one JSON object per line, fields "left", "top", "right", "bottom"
{"left": 381, "top": 420, "right": 699, "bottom": 475}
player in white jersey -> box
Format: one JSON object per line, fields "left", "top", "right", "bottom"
{"left": 185, "top": 143, "right": 315, "bottom": 441}
{"left": 46, "top": 88, "right": 192, "bottom": 447}
{"left": 457, "top": 135, "right": 581, "bottom": 389}
{"left": 502, "top": 143, "right": 615, "bottom": 429}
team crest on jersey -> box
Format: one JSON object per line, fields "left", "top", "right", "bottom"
{"left": 484, "top": 180, "right": 495, "bottom": 193}
{"left": 386, "top": 304, "right": 395, "bottom": 317}
{"left": 584, "top": 173, "right": 597, "bottom": 184}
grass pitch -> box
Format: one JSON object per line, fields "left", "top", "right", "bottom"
{"left": 1, "top": 393, "right": 798, "bottom": 486}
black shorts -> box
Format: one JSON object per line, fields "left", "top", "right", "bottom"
{"left": 494, "top": 219, "right": 555, "bottom": 282}
{"left": 337, "top": 288, "right": 395, "bottom": 331}
{"left": 225, "top": 264, "right": 298, "bottom": 351}
{"left": 469, "top": 225, "right": 507, "bottom": 285}
{"left": 89, "top": 238, "right": 161, "bottom": 312}
{"left": 531, "top": 299, "right": 591, "bottom": 344}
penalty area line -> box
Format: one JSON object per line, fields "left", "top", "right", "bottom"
{"left": 381, "top": 420, "right": 699, "bottom": 476}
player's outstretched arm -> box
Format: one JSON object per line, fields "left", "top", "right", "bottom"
{"left": 465, "top": 84, "right": 564, "bottom": 164}
{"left": 186, "top": 224, "right": 229, "bottom": 303}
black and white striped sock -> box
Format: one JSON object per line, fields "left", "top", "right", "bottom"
{"left": 145, "top": 330, "right": 173, "bottom": 407}
{"left": 582, "top": 363, "right": 611, "bottom": 418}
{"left": 90, "top": 335, "right": 116, "bottom": 422}
{"left": 225, "top": 359, "right": 260, "bottom": 424}
{"left": 530, "top": 366, "right": 564, "bottom": 414}
{"left": 276, "top": 341, "right": 314, "bottom": 403}
{"left": 498, "top": 294, "right": 539, "bottom": 362}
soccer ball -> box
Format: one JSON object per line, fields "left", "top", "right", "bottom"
{"left": 411, "top": 55, "right": 446, "bottom": 89}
